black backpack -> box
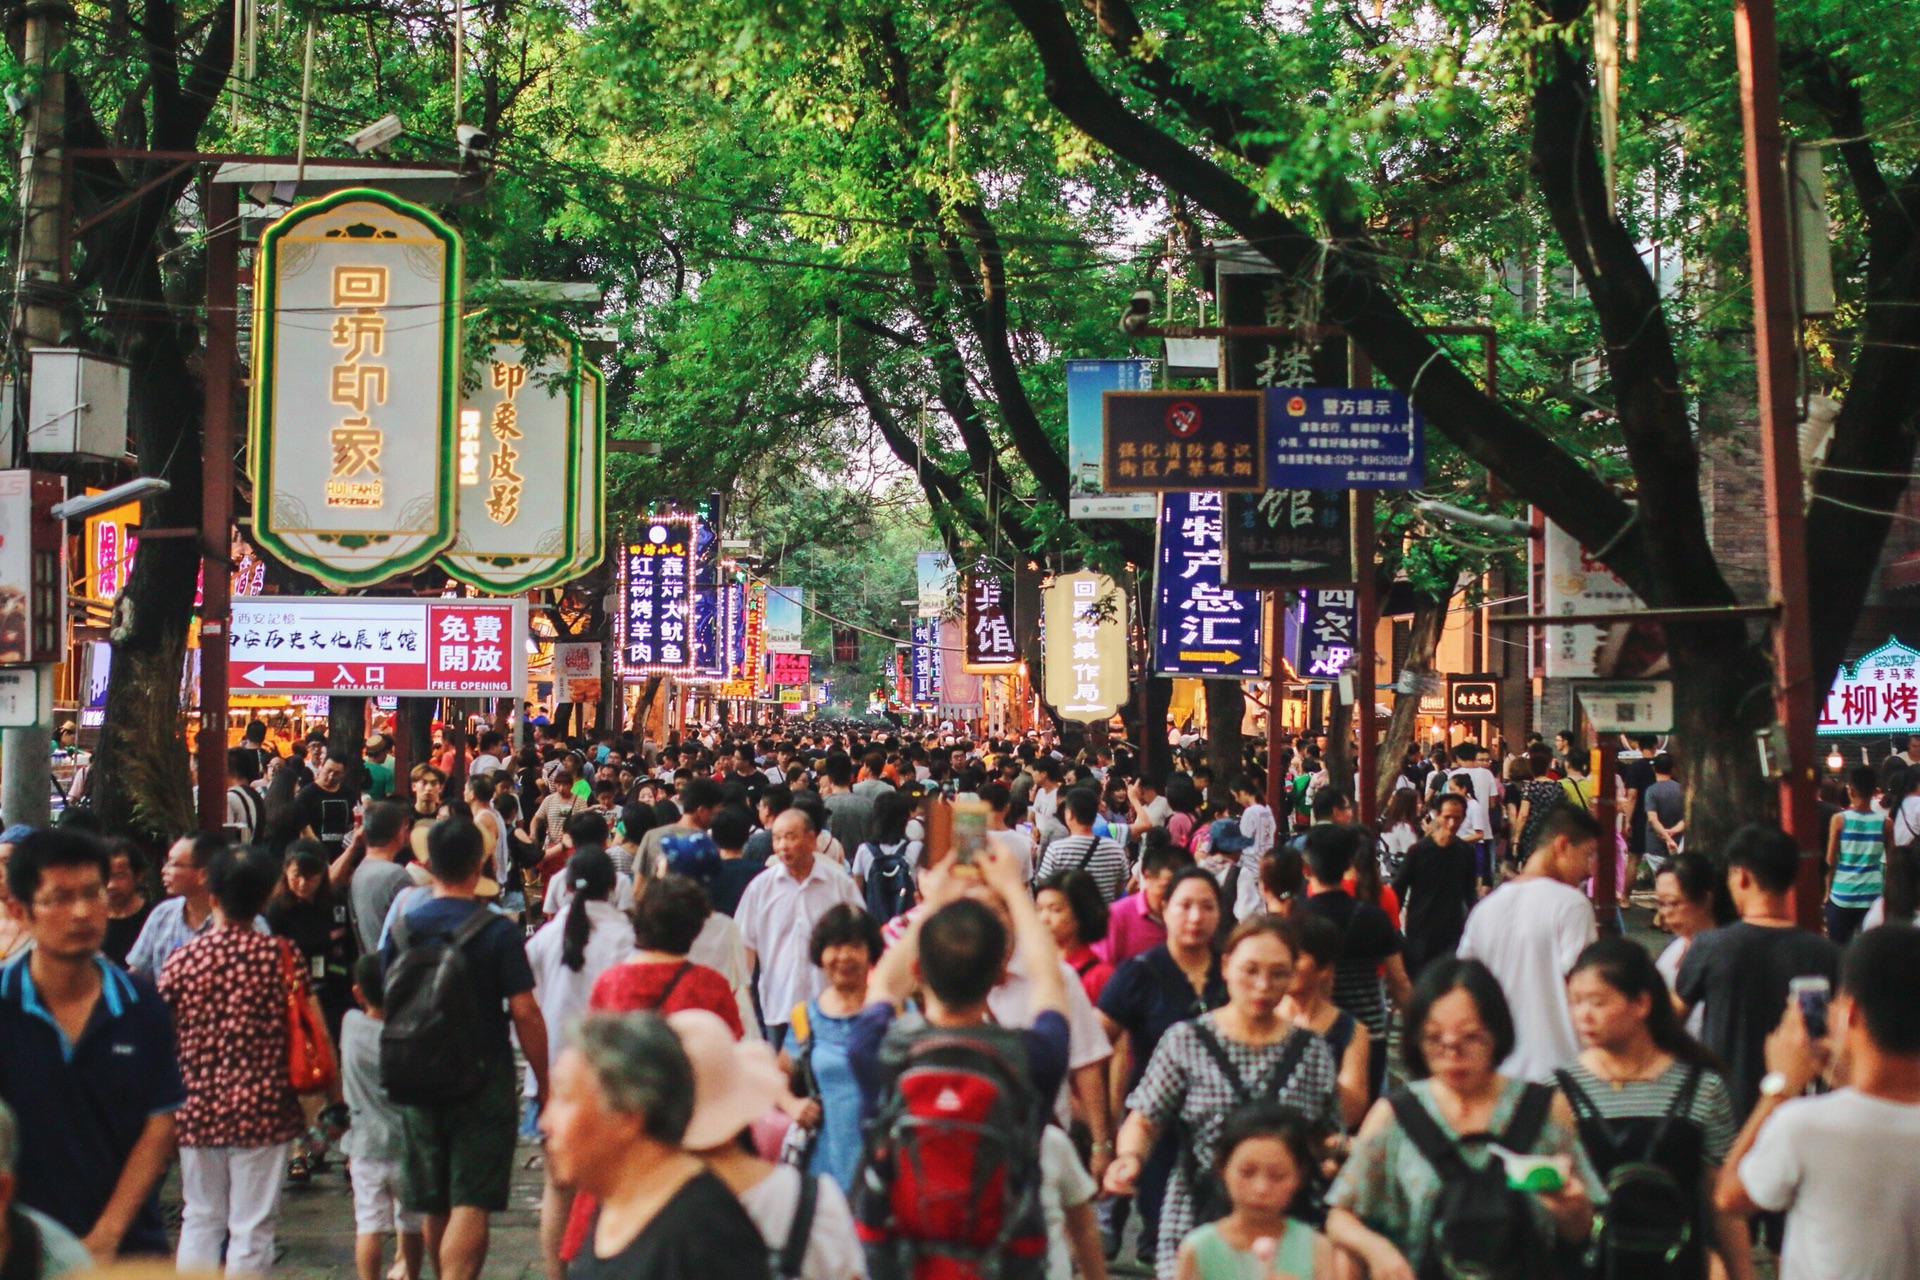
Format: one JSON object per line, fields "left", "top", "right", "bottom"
{"left": 1388, "top": 1083, "right": 1556, "bottom": 1280}
{"left": 862, "top": 841, "right": 916, "bottom": 922}
{"left": 1178, "top": 1023, "right": 1315, "bottom": 1225}
{"left": 379, "top": 905, "right": 498, "bottom": 1106}
{"left": 1554, "top": 1065, "right": 1701, "bottom": 1279}
{"left": 773, "top": 1171, "right": 820, "bottom": 1280}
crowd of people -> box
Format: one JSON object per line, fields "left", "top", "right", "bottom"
{"left": 0, "top": 719, "right": 1917, "bottom": 1280}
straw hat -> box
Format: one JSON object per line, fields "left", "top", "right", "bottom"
{"left": 669, "top": 1009, "right": 786, "bottom": 1152}
{"left": 405, "top": 859, "right": 500, "bottom": 899}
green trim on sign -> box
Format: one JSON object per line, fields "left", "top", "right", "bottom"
{"left": 248, "top": 187, "right": 463, "bottom": 589}
{"left": 438, "top": 332, "right": 582, "bottom": 593}
{"left": 566, "top": 363, "right": 607, "bottom": 577}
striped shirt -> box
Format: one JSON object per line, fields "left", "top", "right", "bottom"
{"left": 1831, "top": 808, "right": 1885, "bottom": 908}
{"left": 1035, "top": 834, "right": 1129, "bottom": 903}
{"left": 1556, "top": 1058, "right": 1739, "bottom": 1164}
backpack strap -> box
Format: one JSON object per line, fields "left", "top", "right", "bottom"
{"left": 1500, "top": 1081, "right": 1557, "bottom": 1154}
{"left": 1074, "top": 953, "right": 1100, "bottom": 978}
{"left": 776, "top": 1172, "right": 819, "bottom": 1280}
{"left": 1640, "top": 1063, "right": 1703, "bottom": 1160}
{"left": 1190, "top": 1021, "right": 1253, "bottom": 1105}
{"left": 449, "top": 903, "right": 499, "bottom": 949}
{"left": 1553, "top": 1067, "right": 1604, "bottom": 1128}
{"left": 1249, "top": 1028, "right": 1313, "bottom": 1104}
{"left": 653, "top": 960, "right": 694, "bottom": 1009}
{"left": 1388, "top": 1088, "right": 1474, "bottom": 1182}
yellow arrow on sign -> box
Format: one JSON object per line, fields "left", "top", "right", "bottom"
{"left": 1180, "top": 650, "right": 1242, "bottom": 663}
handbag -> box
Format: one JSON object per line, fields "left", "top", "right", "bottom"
{"left": 280, "top": 938, "right": 338, "bottom": 1094}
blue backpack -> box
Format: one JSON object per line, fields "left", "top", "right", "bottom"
{"left": 862, "top": 840, "right": 916, "bottom": 921}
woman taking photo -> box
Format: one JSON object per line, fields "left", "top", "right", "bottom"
{"left": 1653, "top": 852, "right": 1721, "bottom": 1036}
{"left": 1036, "top": 869, "right": 1113, "bottom": 1003}
{"left": 781, "top": 904, "right": 884, "bottom": 1194}
{"left": 1556, "top": 938, "right": 1751, "bottom": 1280}
{"left": 542, "top": 1012, "right": 769, "bottom": 1280}
{"left": 1104, "top": 916, "right": 1341, "bottom": 1280}
{"left": 1278, "top": 913, "right": 1371, "bottom": 1130}
{"left": 1095, "top": 867, "right": 1230, "bottom": 1269}
{"left": 1325, "top": 959, "right": 1596, "bottom": 1280}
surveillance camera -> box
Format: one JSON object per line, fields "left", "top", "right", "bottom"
{"left": 1120, "top": 289, "right": 1156, "bottom": 335}
{"left": 455, "top": 123, "right": 492, "bottom": 161}
{"left": 347, "top": 113, "right": 404, "bottom": 155}
{"left": 3, "top": 84, "right": 29, "bottom": 117}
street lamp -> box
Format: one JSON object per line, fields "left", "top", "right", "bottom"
{"left": 1826, "top": 747, "right": 1844, "bottom": 773}
{"left": 50, "top": 475, "right": 170, "bottom": 522}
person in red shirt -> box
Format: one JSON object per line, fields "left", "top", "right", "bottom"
{"left": 1036, "top": 869, "right": 1114, "bottom": 1004}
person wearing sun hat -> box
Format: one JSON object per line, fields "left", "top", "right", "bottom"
{"left": 669, "top": 1010, "right": 866, "bottom": 1280}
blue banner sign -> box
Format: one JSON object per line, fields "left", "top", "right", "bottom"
{"left": 1153, "top": 491, "right": 1263, "bottom": 678}
{"left": 1266, "top": 387, "right": 1422, "bottom": 489}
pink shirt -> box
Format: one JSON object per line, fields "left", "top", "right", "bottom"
{"left": 1092, "top": 891, "right": 1166, "bottom": 967}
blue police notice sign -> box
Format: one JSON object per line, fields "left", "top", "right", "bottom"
{"left": 1266, "top": 387, "right": 1423, "bottom": 489}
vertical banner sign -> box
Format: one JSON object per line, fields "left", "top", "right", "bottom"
{"left": 0, "top": 471, "right": 65, "bottom": 665}
{"left": 911, "top": 618, "right": 940, "bottom": 705}
{"left": 565, "top": 363, "right": 608, "bottom": 577}
{"left": 1153, "top": 491, "right": 1264, "bottom": 678}
{"left": 719, "top": 583, "right": 765, "bottom": 699}
{"left": 1041, "top": 572, "right": 1129, "bottom": 722}
{"left": 963, "top": 569, "right": 1021, "bottom": 673}
{"left": 765, "top": 586, "right": 805, "bottom": 653}
{"left": 1264, "top": 388, "right": 1424, "bottom": 489}
{"left": 916, "top": 551, "right": 953, "bottom": 618}
{"left": 940, "top": 619, "right": 981, "bottom": 707}
{"left": 250, "top": 189, "right": 462, "bottom": 588}
{"left": 615, "top": 515, "right": 697, "bottom": 676}
{"left": 1222, "top": 488, "right": 1353, "bottom": 589}
{"left": 1287, "top": 589, "right": 1358, "bottom": 678}
{"left": 833, "top": 627, "right": 859, "bottom": 664}
{"left": 441, "top": 338, "right": 579, "bottom": 591}
{"left": 1066, "top": 358, "right": 1158, "bottom": 519}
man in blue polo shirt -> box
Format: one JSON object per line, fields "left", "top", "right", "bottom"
{"left": 0, "top": 828, "right": 184, "bottom": 1261}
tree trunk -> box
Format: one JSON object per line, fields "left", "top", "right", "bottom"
{"left": 328, "top": 697, "right": 368, "bottom": 796}
{"left": 1665, "top": 621, "right": 1778, "bottom": 859}
{"left": 1202, "top": 680, "right": 1245, "bottom": 808}
{"left": 1324, "top": 696, "right": 1354, "bottom": 802}
{"left": 1375, "top": 591, "right": 1449, "bottom": 813}
{"left": 396, "top": 697, "right": 435, "bottom": 780}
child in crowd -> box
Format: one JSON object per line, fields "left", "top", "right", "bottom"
{"left": 1174, "top": 1105, "right": 1334, "bottom": 1280}
{"left": 340, "top": 955, "right": 425, "bottom": 1280}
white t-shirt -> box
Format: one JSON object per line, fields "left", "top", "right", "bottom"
{"left": 1454, "top": 766, "right": 1500, "bottom": 816}
{"left": 989, "top": 828, "right": 1035, "bottom": 885}
{"left": 1655, "top": 935, "right": 1705, "bottom": 1037}
{"left": 1457, "top": 876, "right": 1596, "bottom": 1080}
{"left": 523, "top": 900, "right": 635, "bottom": 1096}
{"left": 544, "top": 870, "right": 634, "bottom": 919}
{"left": 1039, "top": 1125, "right": 1097, "bottom": 1280}
{"left": 988, "top": 950, "right": 1112, "bottom": 1125}
{"left": 737, "top": 1164, "right": 868, "bottom": 1280}
{"left": 690, "top": 910, "right": 763, "bottom": 1041}
{"left": 1740, "top": 1088, "right": 1920, "bottom": 1280}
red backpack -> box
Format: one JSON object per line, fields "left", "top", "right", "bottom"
{"left": 851, "top": 1017, "right": 1048, "bottom": 1280}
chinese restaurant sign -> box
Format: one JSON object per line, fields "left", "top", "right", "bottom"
{"left": 1265, "top": 388, "right": 1423, "bottom": 489}
{"left": 1820, "top": 639, "right": 1920, "bottom": 736}
{"left": 615, "top": 516, "right": 697, "bottom": 676}
{"left": 250, "top": 189, "right": 461, "bottom": 588}
{"left": 227, "top": 597, "right": 525, "bottom": 696}
{"left": 717, "top": 583, "right": 766, "bottom": 699}
{"left": 1222, "top": 488, "right": 1352, "bottom": 589}
{"left": 1042, "top": 571, "right": 1128, "bottom": 722}
{"left": 770, "top": 652, "right": 811, "bottom": 686}
{"left": 441, "top": 338, "right": 579, "bottom": 591}
{"left": 1103, "top": 391, "right": 1263, "bottom": 493}
{"left": 911, "top": 619, "right": 941, "bottom": 705}
{"left": 964, "top": 569, "right": 1021, "bottom": 673}
{"left": 1153, "top": 491, "right": 1263, "bottom": 678}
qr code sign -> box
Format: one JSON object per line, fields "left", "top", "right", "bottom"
{"left": 1614, "top": 702, "right": 1637, "bottom": 723}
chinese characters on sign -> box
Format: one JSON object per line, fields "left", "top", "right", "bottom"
{"left": 1820, "top": 640, "right": 1920, "bottom": 735}
{"left": 1221, "top": 488, "right": 1352, "bottom": 589}
{"left": 250, "top": 189, "right": 461, "bottom": 588}
{"left": 615, "top": 516, "right": 697, "bottom": 676}
{"left": 440, "top": 338, "right": 579, "bottom": 592}
{"left": 1287, "top": 589, "right": 1357, "bottom": 678}
{"left": 770, "top": 652, "right": 811, "bottom": 686}
{"left": 326, "top": 264, "right": 389, "bottom": 508}
{"left": 227, "top": 597, "right": 525, "bottom": 696}
{"left": 1153, "top": 491, "right": 1263, "bottom": 678}
{"left": 1264, "top": 388, "right": 1424, "bottom": 489}
{"left": 911, "top": 619, "right": 941, "bottom": 705}
{"left": 1534, "top": 514, "right": 1659, "bottom": 678}
{"left": 717, "top": 583, "right": 765, "bottom": 700}
{"left": 1446, "top": 675, "right": 1501, "bottom": 720}
{"left": 1042, "top": 571, "right": 1128, "bottom": 721}
{"left": 1103, "top": 392, "right": 1264, "bottom": 493}
{"left": 963, "top": 569, "right": 1021, "bottom": 673}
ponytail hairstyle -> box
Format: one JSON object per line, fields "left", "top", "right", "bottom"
{"left": 561, "top": 845, "right": 617, "bottom": 972}
{"left": 1568, "top": 936, "right": 1723, "bottom": 1070}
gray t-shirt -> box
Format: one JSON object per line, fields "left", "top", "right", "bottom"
{"left": 1644, "top": 778, "right": 1685, "bottom": 854}
{"left": 821, "top": 791, "right": 874, "bottom": 854}
{"left": 339, "top": 1008, "right": 405, "bottom": 1162}
{"left": 351, "top": 858, "right": 413, "bottom": 956}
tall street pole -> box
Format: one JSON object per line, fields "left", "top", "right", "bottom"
{"left": 1, "top": 0, "right": 69, "bottom": 830}
{"left": 195, "top": 177, "right": 238, "bottom": 832}
{"left": 1733, "top": 0, "right": 1823, "bottom": 927}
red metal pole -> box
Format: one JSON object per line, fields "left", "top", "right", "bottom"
{"left": 1593, "top": 741, "right": 1621, "bottom": 935}
{"left": 1355, "top": 490, "right": 1379, "bottom": 827}
{"left": 1266, "top": 589, "right": 1285, "bottom": 816}
{"left": 1734, "top": 0, "right": 1823, "bottom": 928}
{"left": 195, "top": 177, "right": 236, "bottom": 833}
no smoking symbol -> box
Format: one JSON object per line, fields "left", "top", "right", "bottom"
{"left": 1165, "top": 401, "right": 1201, "bottom": 437}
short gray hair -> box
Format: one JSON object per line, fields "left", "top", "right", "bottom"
{"left": 573, "top": 1012, "right": 694, "bottom": 1145}
{"left": 0, "top": 1097, "right": 15, "bottom": 1174}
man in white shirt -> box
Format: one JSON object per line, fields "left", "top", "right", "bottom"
{"left": 469, "top": 730, "right": 506, "bottom": 778}
{"left": 1230, "top": 774, "right": 1277, "bottom": 921}
{"left": 1718, "top": 924, "right": 1920, "bottom": 1280}
{"left": 1457, "top": 804, "right": 1599, "bottom": 1079}
{"left": 735, "top": 807, "right": 862, "bottom": 1050}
